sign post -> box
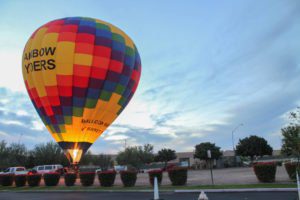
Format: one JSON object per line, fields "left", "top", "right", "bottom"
{"left": 207, "top": 150, "right": 214, "bottom": 185}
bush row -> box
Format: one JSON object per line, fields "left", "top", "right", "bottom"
{"left": 253, "top": 161, "right": 300, "bottom": 183}
{"left": 0, "top": 167, "right": 188, "bottom": 187}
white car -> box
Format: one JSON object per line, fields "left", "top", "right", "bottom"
{"left": 0, "top": 167, "right": 27, "bottom": 175}
{"left": 32, "top": 164, "right": 64, "bottom": 175}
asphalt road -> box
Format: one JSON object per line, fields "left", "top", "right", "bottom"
{"left": 0, "top": 192, "right": 297, "bottom": 200}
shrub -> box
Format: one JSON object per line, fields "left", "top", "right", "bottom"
{"left": 27, "top": 174, "right": 42, "bottom": 187}
{"left": 148, "top": 169, "right": 163, "bottom": 186}
{"left": 284, "top": 162, "right": 297, "bottom": 180}
{"left": 120, "top": 170, "right": 137, "bottom": 187}
{"left": 79, "top": 172, "right": 95, "bottom": 186}
{"left": 1, "top": 174, "right": 14, "bottom": 186}
{"left": 14, "top": 174, "right": 27, "bottom": 187}
{"left": 44, "top": 172, "right": 60, "bottom": 186}
{"left": 168, "top": 167, "right": 188, "bottom": 186}
{"left": 64, "top": 173, "right": 77, "bottom": 186}
{"left": 97, "top": 170, "right": 116, "bottom": 187}
{"left": 253, "top": 162, "right": 277, "bottom": 183}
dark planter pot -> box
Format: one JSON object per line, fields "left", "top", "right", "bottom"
{"left": 14, "top": 175, "right": 27, "bottom": 187}
{"left": 98, "top": 171, "right": 116, "bottom": 187}
{"left": 44, "top": 173, "right": 60, "bottom": 186}
{"left": 79, "top": 172, "right": 95, "bottom": 186}
{"left": 148, "top": 170, "right": 163, "bottom": 186}
{"left": 1, "top": 174, "right": 14, "bottom": 186}
{"left": 64, "top": 173, "right": 77, "bottom": 186}
{"left": 120, "top": 171, "right": 137, "bottom": 187}
{"left": 27, "top": 174, "right": 42, "bottom": 187}
{"left": 168, "top": 167, "right": 188, "bottom": 186}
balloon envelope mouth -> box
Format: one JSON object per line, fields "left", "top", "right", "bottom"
{"left": 65, "top": 149, "right": 83, "bottom": 164}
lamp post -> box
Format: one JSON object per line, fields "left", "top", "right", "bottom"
{"left": 231, "top": 123, "right": 243, "bottom": 166}
{"left": 207, "top": 150, "right": 214, "bottom": 185}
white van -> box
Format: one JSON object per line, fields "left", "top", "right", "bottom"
{"left": 0, "top": 167, "right": 27, "bottom": 175}
{"left": 32, "top": 164, "right": 64, "bottom": 175}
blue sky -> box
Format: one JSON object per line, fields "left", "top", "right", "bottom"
{"left": 0, "top": 0, "right": 299, "bottom": 153}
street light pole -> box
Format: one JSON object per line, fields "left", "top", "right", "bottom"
{"left": 231, "top": 123, "right": 243, "bottom": 167}
{"left": 231, "top": 123, "right": 243, "bottom": 152}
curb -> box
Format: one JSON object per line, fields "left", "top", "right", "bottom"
{"left": 0, "top": 188, "right": 297, "bottom": 193}
{"left": 175, "top": 188, "right": 298, "bottom": 193}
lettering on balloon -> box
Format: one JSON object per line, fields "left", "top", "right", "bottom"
{"left": 24, "top": 47, "right": 56, "bottom": 73}
{"left": 81, "top": 119, "right": 110, "bottom": 134}
{"left": 81, "top": 119, "right": 110, "bottom": 127}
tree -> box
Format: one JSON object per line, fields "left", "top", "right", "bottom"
{"left": 93, "top": 154, "right": 113, "bottom": 170}
{"left": 116, "top": 146, "right": 141, "bottom": 169}
{"left": 0, "top": 140, "right": 9, "bottom": 168}
{"left": 155, "top": 148, "right": 177, "bottom": 168}
{"left": 80, "top": 151, "right": 94, "bottom": 165}
{"left": 138, "top": 144, "right": 154, "bottom": 164}
{"left": 7, "top": 143, "right": 28, "bottom": 167}
{"left": 281, "top": 107, "right": 300, "bottom": 160}
{"left": 116, "top": 144, "right": 155, "bottom": 169}
{"left": 236, "top": 135, "right": 273, "bottom": 160}
{"left": 194, "top": 142, "right": 222, "bottom": 161}
{"left": 30, "top": 142, "right": 68, "bottom": 166}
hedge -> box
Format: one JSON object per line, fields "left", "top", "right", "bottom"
{"left": 64, "top": 173, "right": 77, "bottom": 186}
{"left": 79, "top": 172, "right": 95, "bottom": 186}
{"left": 27, "top": 174, "right": 42, "bottom": 187}
{"left": 253, "top": 162, "right": 277, "bottom": 183}
{"left": 14, "top": 174, "right": 27, "bottom": 187}
{"left": 44, "top": 172, "right": 60, "bottom": 186}
{"left": 168, "top": 167, "right": 188, "bottom": 186}
{"left": 97, "top": 170, "right": 116, "bottom": 187}
{"left": 0, "top": 174, "right": 14, "bottom": 186}
{"left": 120, "top": 171, "right": 137, "bottom": 187}
{"left": 284, "top": 162, "right": 297, "bottom": 180}
{"left": 148, "top": 169, "right": 163, "bottom": 186}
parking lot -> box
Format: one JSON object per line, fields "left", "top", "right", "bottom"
{"left": 51, "top": 166, "right": 292, "bottom": 186}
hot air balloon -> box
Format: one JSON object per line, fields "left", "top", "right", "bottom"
{"left": 22, "top": 17, "right": 141, "bottom": 165}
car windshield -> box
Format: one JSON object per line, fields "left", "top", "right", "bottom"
{"left": 38, "top": 166, "right": 44, "bottom": 170}
{"left": 16, "top": 168, "right": 25, "bottom": 171}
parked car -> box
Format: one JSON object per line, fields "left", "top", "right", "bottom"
{"left": 31, "top": 164, "right": 64, "bottom": 175}
{"left": 114, "top": 165, "right": 127, "bottom": 172}
{"left": 0, "top": 167, "right": 27, "bottom": 175}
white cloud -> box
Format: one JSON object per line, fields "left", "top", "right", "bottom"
{"left": 30, "top": 120, "right": 45, "bottom": 131}
{"left": 0, "top": 120, "right": 25, "bottom": 126}
{"left": 104, "top": 134, "right": 129, "bottom": 141}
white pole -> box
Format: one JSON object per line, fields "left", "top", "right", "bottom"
{"left": 198, "top": 191, "right": 209, "bottom": 200}
{"left": 154, "top": 176, "right": 160, "bottom": 200}
{"left": 297, "top": 171, "right": 300, "bottom": 200}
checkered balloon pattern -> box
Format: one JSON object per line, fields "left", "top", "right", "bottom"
{"left": 22, "top": 17, "right": 141, "bottom": 163}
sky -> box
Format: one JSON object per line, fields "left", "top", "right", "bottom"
{"left": 0, "top": 0, "right": 299, "bottom": 154}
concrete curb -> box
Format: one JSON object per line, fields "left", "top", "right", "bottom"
{"left": 0, "top": 188, "right": 297, "bottom": 193}
{"left": 175, "top": 188, "right": 297, "bottom": 193}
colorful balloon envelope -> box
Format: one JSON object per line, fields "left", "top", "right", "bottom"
{"left": 22, "top": 17, "right": 141, "bottom": 164}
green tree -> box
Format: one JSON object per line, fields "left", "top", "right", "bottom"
{"left": 0, "top": 140, "right": 9, "bottom": 168}
{"left": 80, "top": 151, "right": 94, "bottom": 165}
{"left": 93, "top": 154, "right": 113, "bottom": 170}
{"left": 116, "top": 146, "right": 141, "bottom": 169}
{"left": 155, "top": 148, "right": 177, "bottom": 168}
{"left": 7, "top": 143, "right": 28, "bottom": 167}
{"left": 236, "top": 135, "right": 273, "bottom": 160}
{"left": 30, "top": 142, "right": 68, "bottom": 166}
{"left": 194, "top": 142, "right": 222, "bottom": 161}
{"left": 281, "top": 107, "right": 300, "bottom": 161}
{"left": 138, "top": 144, "right": 155, "bottom": 164}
